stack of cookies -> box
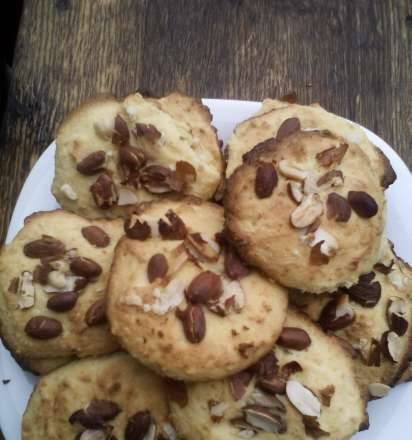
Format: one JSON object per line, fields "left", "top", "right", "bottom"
{"left": 0, "top": 92, "right": 411, "bottom": 440}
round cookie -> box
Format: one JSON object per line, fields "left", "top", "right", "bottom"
{"left": 170, "top": 310, "right": 366, "bottom": 440}
{"left": 17, "top": 356, "right": 75, "bottom": 375}
{"left": 0, "top": 210, "right": 122, "bottom": 362}
{"left": 107, "top": 198, "right": 288, "bottom": 381}
{"left": 290, "top": 240, "right": 412, "bottom": 397}
{"left": 225, "top": 99, "right": 396, "bottom": 190}
{"left": 52, "top": 92, "right": 224, "bottom": 219}
{"left": 22, "top": 352, "right": 175, "bottom": 440}
{"left": 225, "top": 126, "right": 386, "bottom": 294}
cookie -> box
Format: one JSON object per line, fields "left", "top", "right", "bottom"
{"left": 107, "top": 198, "right": 288, "bottom": 381}
{"left": 225, "top": 126, "right": 386, "bottom": 294}
{"left": 290, "top": 240, "right": 412, "bottom": 397}
{"left": 0, "top": 210, "right": 123, "bottom": 363}
{"left": 52, "top": 92, "right": 223, "bottom": 219}
{"left": 170, "top": 310, "right": 366, "bottom": 440}
{"left": 16, "top": 356, "right": 74, "bottom": 375}
{"left": 225, "top": 99, "right": 396, "bottom": 190}
{"left": 22, "top": 352, "right": 175, "bottom": 440}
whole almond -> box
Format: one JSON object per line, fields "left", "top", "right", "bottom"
{"left": 87, "top": 399, "right": 121, "bottom": 421}
{"left": 135, "top": 123, "right": 161, "bottom": 141}
{"left": 125, "top": 410, "right": 152, "bottom": 440}
{"left": 124, "top": 218, "right": 151, "bottom": 240}
{"left": 24, "top": 235, "right": 65, "bottom": 258}
{"left": 147, "top": 253, "right": 169, "bottom": 282}
{"left": 158, "top": 210, "right": 187, "bottom": 240}
{"left": 25, "top": 316, "right": 63, "bottom": 339}
{"left": 90, "top": 174, "right": 118, "bottom": 209}
{"left": 277, "top": 327, "right": 311, "bottom": 350}
{"left": 112, "top": 114, "right": 130, "bottom": 145}
{"left": 69, "top": 409, "right": 103, "bottom": 430}
{"left": 47, "top": 292, "right": 78, "bottom": 312}
{"left": 347, "top": 191, "right": 378, "bottom": 218}
{"left": 81, "top": 226, "right": 110, "bottom": 248}
{"left": 326, "top": 193, "right": 352, "bottom": 222}
{"left": 224, "top": 248, "right": 249, "bottom": 280}
{"left": 76, "top": 151, "right": 106, "bottom": 175}
{"left": 185, "top": 271, "right": 223, "bottom": 303}
{"left": 176, "top": 304, "right": 206, "bottom": 343}
{"left": 276, "top": 117, "right": 301, "bottom": 140}
{"left": 255, "top": 162, "right": 278, "bottom": 198}
{"left": 85, "top": 299, "right": 107, "bottom": 326}
{"left": 70, "top": 257, "right": 102, "bottom": 279}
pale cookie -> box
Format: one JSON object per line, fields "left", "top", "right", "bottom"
{"left": 290, "top": 240, "right": 412, "bottom": 398}
{"left": 107, "top": 198, "right": 288, "bottom": 381}
{"left": 22, "top": 352, "right": 175, "bottom": 440}
{"left": 53, "top": 92, "right": 223, "bottom": 219}
{"left": 170, "top": 310, "right": 366, "bottom": 440}
{"left": 225, "top": 126, "right": 386, "bottom": 293}
{"left": 17, "top": 356, "right": 74, "bottom": 375}
{"left": 226, "top": 99, "right": 396, "bottom": 190}
{"left": 0, "top": 210, "right": 123, "bottom": 363}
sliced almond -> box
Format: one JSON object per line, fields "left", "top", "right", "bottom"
{"left": 290, "top": 194, "right": 323, "bottom": 229}
{"left": 387, "top": 297, "right": 409, "bottom": 336}
{"left": 278, "top": 160, "right": 308, "bottom": 181}
{"left": 285, "top": 380, "right": 321, "bottom": 417}
{"left": 247, "top": 389, "right": 286, "bottom": 412}
{"left": 368, "top": 383, "right": 391, "bottom": 398}
{"left": 382, "top": 331, "right": 402, "bottom": 363}
{"left": 17, "top": 272, "right": 36, "bottom": 309}
{"left": 244, "top": 405, "right": 286, "bottom": 434}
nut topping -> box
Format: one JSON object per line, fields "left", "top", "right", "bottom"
{"left": 24, "top": 235, "right": 65, "bottom": 258}
{"left": 185, "top": 271, "right": 223, "bottom": 304}
{"left": 319, "top": 385, "right": 335, "bottom": 407}
{"left": 112, "top": 114, "right": 130, "bottom": 145}
{"left": 387, "top": 297, "right": 409, "bottom": 336}
{"left": 255, "top": 163, "right": 278, "bottom": 198}
{"left": 94, "top": 117, "right": 114, "bottom": 140}
{"left": 85, "top": 299, "right": 107, "bottom": 326}
{"left": 317, "top": 169, "right": 344, "bottom": 188}
{"left": 316, "top": 143, "right": 348, "bottom": 167}
{"left": 90, "top": 174, "right": 118, "bottom": 209}
{"left": 72, "top": 400, "right": 121, "bottom": 427}
{"left": 140, "top": 165, "right": 173, "bottom": 194}
{"left": 290, "top": 194, "right": 323, "bottom": 229}
{"left": 175, "top": 304, "right": 206, "bottom": 343}
{"left": 158, "top": 210, "right": 187, "bottom": 240}
{"left": 347, "top": 191, "right": 378, "bottom": 218}
{"left": 368, "top": 383, "right": 391, "bottom": 399}
{"left": 15, "top": 271, "right": 36, "bottom": 309}
{"left": 373, "top": 260, "right": 394, "bottom": 274}
{"left": 326, "top": 193, "right": 352, "bottom": 222}
{"left": 173, "top": 161, "right": 197, "bottom": 191}
{"left": 47, "top": 291, "right": 78, "bottom": 312}
{"left": 82, "top": 226, "right": 110, "bottom": 248}
{"left": 134, "top": 123, "right": 161, "bottom": 141}
{"left": 287, "top": 181, "right": 304, "bottom": 204}
{"left": 276, "top": 117, "right": 301, "bottom": 141}
{"left": 277, "top": 327, "right": 311, "bottom": 350}
{"left": 278, "top": 160, "right": 308, "bottom": 181}
{"left": 124, "top": 217, "right": 151, "bottom": 240}
{"left": 70, "top": 257, "right": 102, "bottom": 279}
{"left": 247, "top": 389, "right": 286, "bottom": 412}
{"left": 147, "top": 254, "right": 169, "bottom": 283}
{"left": 243, "top": 405, "right": 287, "bottom": 434}
{"left": 310, "top": 242, "right": 329, "bottom": 265}
{"left": 185, "top": 233, "right": 220, "bottom": 262}
{"left": 125, "top": 410, "right": 152, "bottom": 440}
{"left": 318, "top": 295, "right": 355, "bottom": 331}
{"left": 286, "top": 380, "right": 321, "bottom": 417}
{"left": 60, "top": 183, "right": 78, "bottom": 200}
{"left": 249, "top": 351, "right": 278, "bottom": 380}
{"left": 25, "top": 316, "right": 63, "bottom": 339}
{"left": 208, "top": 400, "right": 228, "bottom": 423}
{"left": 347, "top": 274, "right": 381, "bottom": 307}
{"left": 164, "top": 379, "right": 188, "bottom": 408}
{"left": 224, "top": 247, "right": 249, "bottom": 280}
{"left": 118, "top": 145, "right": 147, "bottom": 183}
{"left": 302, "top": 416, "right": 330, "bottom": 438}
{"left": 381, "top": 331, "right": 401, "bottom": 363}
{"left": 76, "top": 151, "right": 106, "bottom": 175}
{"left": 229, "top": 371, "right": 253, "bottom": 400}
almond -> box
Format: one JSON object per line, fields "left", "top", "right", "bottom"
{"left": 76, "top": 151, "right": 106, "bottom": 175}
{"left": 147, "top": 254, "right": 168, "bottom": 283}
{"left": 347, "top": 191, "right": 378, "bottom": 218}
{"left": 185, "top": 271, "right": 223, "bottom": 304}
{"left": 290, "top": 194, "right": 323, "bottom": 228}
{"left": 326, "top": 192, "right": 352, "bottom": 222}
{"left": 255, "top": 162, "right": 278, "bottom": 198}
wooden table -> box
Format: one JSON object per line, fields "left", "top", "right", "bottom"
{"left": 0, "top": 0, "right": 411, "bottom": 437}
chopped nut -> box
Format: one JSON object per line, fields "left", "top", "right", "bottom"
{"left": 60, "top": 183, "right": 78, "bottom": 201}
{"left": 229, "top": 371, "right": 253, "bottom": 400}
{"left": 368, "top": 383, "right": 391, "bottom": 398}
{"left": 286, "top": 380, "right": 321, "bottom": 417}
{"left": 317, "top": 170, "right": 344, "bottom": 188}
{"left": 316, "top": 143, "right": 348, "bottom": 167}
{"left": 302, "top": 416, "right": 330, "bottom": 438}
{"left": 90, "top": 174, "right": 118, "bottom": 209}
{"left": 134, "top": 123, "right": 161, "bottom": 141}
{"left": 184, "top": 233, "right": 220, "bottom": 262}
{"left": 287, "top": 181, "right": 304, "bottom": 204}
{"left": 117, "top": 187, "right": 138, "bottom": 206}
{"left": 208, "top": 400, "right": 228, "bottom": 422}
{"left": 387, "top": 297, "right": 409, "bottom": 336}
{"left": 276, "top": 117, "right": 301, "bottom": 141}
{"left": 381, "top": 331, "right": 401, "bottom": 363}
{"left": 158, "top": 210, "right": 187, "bottom": 240}
{"left": 124, "top": 217, "right": 151, "bottom": 240}
{"left": 16, "top": 271, "right": 36, "bottom": 309}
{"left": 247, "top": 389, "right": 286, "bottom": 412}
{"left": 94, "top": 117, "right": 114, "bottom": 140}
{"left": 290, "top": 194, "right": 323, "bottom": 229}
{"left": 243, "top": 405, "right": 287, "bottom": 434}
{"left": 318, "top": 295, "right": 355, "bottom": 331}
{"left": 326, "top": 193, "right": 352, "bottom": 222}
{"left": 207, "top": 279, "right": 245, "bottom": 316}
{"left": 347, "top": 274, "right": 381, "bottom": 307}
{"left": 278, "top": 160, "right": 308, "bottom": 181}
{"left": 319, "top": 385, "right": 335, "bottom": 407}
{"left": 164, "top": 379, "right": 188, "bottom": 408}
{"left": 140, "top": 165, "right": 173, "bottom": 194}
{"left": 112, "top": 115, "right": 130, "bottom": 145}
{"left": 308, "top": 228, "right": 339, "bottom": 258}
{"left": 303, "top": 175, "right": 319, "bottom": 194}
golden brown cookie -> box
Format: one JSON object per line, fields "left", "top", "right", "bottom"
{"left": 107, "top": 198, "right": 288, "bottom": 381}
{"left": 290, "top": 240, "right": 412, "bottom": 398}
{"left": 225, "top": 126, "right": 386, "bottom": 294}
{"left": 170, "top": 310, "right": 366, "bottom": 440}
{"left": 52, "top": 92, "right": 223, "bottom": 219}
{"left": 22, "top": 352, "right": 175, "bottom": 440}
{"left": 226, "top": 99, "right": 396, "bottom": 190}
{"left": 0, "top": 210, "right": 122, "bottom": 363}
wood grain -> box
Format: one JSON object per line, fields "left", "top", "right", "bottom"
{"left": 0, "top": 0, "right": 411, "bottom": 433}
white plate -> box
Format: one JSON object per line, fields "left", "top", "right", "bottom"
{"left": 1, "top": 99, "right": 411, "bottom": 440}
